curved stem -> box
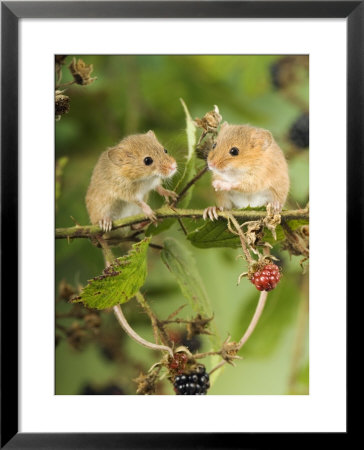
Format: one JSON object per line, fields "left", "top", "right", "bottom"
{"left": 113, "top": 304, "right": 173, "bottom": 358}
{"left": 175, "top": 165, "right": 208, "bottom": 205}
{"left": 209, "top": 290, "right": 268, "bottom": 375}
{"left": 237, "top": 290, "right": 268, "bottom": 349}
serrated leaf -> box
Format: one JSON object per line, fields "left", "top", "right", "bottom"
{"left": 73, "top": 238, "right": 150, "bottom": 310}
{"left": 187, "top": 215, "right": 309, "bottom": 249}
{"left": 188, "top": 219, "right": 241, "bottom": 249}
{"left": 161, "top": 238, "right": 220, "bottom": 349}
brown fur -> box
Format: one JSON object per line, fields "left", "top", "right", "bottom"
{"left": 207, "top": 124, "right": 289, "bottom": 208}
{"left": 86, "top": 131, "right": 177, "bottom": 227}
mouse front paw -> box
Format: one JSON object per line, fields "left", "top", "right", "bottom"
{"left": 203, "top": 206, "right": 223, "bottom": 221}
{"left": 99, "top": 217, "right": 113, "bottom": 232}
{"left": 156, "top": 185, "right": 178, "bottom": 203}
{"left": 141, "top": 203, "right": 157, "bottom": 223}
{"left": 212, "top": 179, "right": 233, "bottom": 191}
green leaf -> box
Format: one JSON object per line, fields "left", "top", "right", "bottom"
{"left": 55, "top": 156, "right": 68, "bottom": 210}
{"left": 161, "top": 238, "right": 220, "bottom": 349}
{"left": 145, "top": 99, "right": 197, "bottom": 236}
{"left": 174, "top": 98, "right": 197, "bottom": 207}
{"left": 187, "top": 214, "right": 309, "bottom": 249}
{"left": 73, "top": 238, "right": 150, "bottom": 310}
{"left": 188, "top": 219, "right": 241, "bottom": 249}
{"left": 161, "top": 238, "right": 210, "bottom": 315}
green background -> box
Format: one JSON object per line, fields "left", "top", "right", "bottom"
{"left": 56, "top": 55, "right": 309, "bottom": 395}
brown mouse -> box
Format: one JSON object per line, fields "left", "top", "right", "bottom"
{"left": 203, "top": 123, "right": 289, "bottom": 220}
{"left": 86, "top": 130, "right": 178, "bottom": 231}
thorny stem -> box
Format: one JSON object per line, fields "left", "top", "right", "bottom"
{"left": 55, "top": 207, "right": 309, "bottom": 239}
{"left": 194, "top": 350, "right": 222, "bottom": 360}
{"left": 135, "top": 291, "right": 170, "bottom": 347}
{"left": 177, "top": 218, "right": 188, "bottom": 236}
{"left": 226, "top": 212, "right": 254, "bottom": 265}
{"left": 174, "top": 165, "right": 209, "bottom": 205}
{"left": 113, "top": 304, "right": 173, "bottom": 358}
{"left": 209, "top": 290, "right": 268, "bottom": 375}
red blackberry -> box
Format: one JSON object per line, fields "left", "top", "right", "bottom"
{"left": 250, "top": 264, "right": 281, "bottom": 291}
{"left": 289, "top": 114, "right": 309, "bottom": 149}
{"left": 168, "top": 352, "right": 188, "bottom": 374}
{"left": 173, "top": 365, "right": 210, "bottom": 395}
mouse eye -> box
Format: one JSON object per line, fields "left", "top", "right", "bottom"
{"left": 164, "top": 148, "right": 168, "bottom": 154}
{"left": 229, "top": 147, "right": 239, "bottom": 156}
{"left": 144, "top": 157, "right": 153, "bottom": 166}
{"left": 212, "top": 142, "right": 217, "bottom": 149}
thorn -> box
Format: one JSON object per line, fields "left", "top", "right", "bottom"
{"left": 70, "top": 215, "right": 81, "bottom": 227}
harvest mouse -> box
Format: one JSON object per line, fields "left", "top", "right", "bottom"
{"left": 203, "top": 123, "right": 289, "bottom": 220}
{"left": 86, "top": 130, "right": 178, "bottom": 231}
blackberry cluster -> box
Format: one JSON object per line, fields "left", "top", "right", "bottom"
{"left": 289, "top": 114, "right": 309, "bottom": 149}
{"left": 174, "top": 365, "right": 210, "bottom": 395}
{"left": 250, "top": 264, "right": 281, "bottom": 292}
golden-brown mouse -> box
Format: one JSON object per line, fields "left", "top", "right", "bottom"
{"left": 203, "top": 123, "right": 289, "bottom": 220}
{"left": 86, "top": 130, "right": 178, "bottom": 231}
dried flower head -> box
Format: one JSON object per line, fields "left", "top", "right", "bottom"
{"left": 68, "top": 57, "right": 97, "bottom": 86}
{"left": 134, "top": 371, "right": 158, "bottom": 395}
{"left": 194, "top": 105, "right": 222, "bottom": 134}
{"left": 220, "top": 335, "right": 242, "bottom": 366}
{"left": 186, "top": 314, "right": 213, "bottom": 339}
{"left": 195, "top": 136, "right": 214, "bottom": 160}
{"left": 58, "top": 279, "right": 75, "bottom": 300}
{"left": 55, "top": 90, "right": 70, "bottom": 119}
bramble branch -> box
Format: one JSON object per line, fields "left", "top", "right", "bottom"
{"left": 55, "top": 206, "right": 309, "bottom": 239}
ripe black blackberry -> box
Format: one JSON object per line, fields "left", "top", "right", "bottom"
{"left": 174, "top": 365, "right": 210, "bottom": 395}
{"left": 289, "top": 114, "right": 309, "bottom": 149}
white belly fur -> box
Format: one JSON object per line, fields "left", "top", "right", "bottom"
{"left": 228, "top": 189, "right": 273, "bottom": 208}
{"left": 109, "top": 200, "right": 142, "bottom": 220}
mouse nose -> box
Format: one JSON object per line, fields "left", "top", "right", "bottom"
{"left": 208, "top": 161, "right": 215, "bottom": 170}
{"left": 169, "top": 162, "right": 177, "bottom": 174}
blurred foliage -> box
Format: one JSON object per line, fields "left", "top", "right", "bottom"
{"left": 56, "top": 55, "right": 309, "bottom": 395}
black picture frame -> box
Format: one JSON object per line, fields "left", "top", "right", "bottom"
{"left": 1, "top": 1, "right": 359, "bottom": 448}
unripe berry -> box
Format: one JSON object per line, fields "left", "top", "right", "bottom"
{"left": 250, "top": 264, "right": 281, "bottom": 291}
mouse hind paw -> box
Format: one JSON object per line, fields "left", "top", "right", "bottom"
{"left": 203, "top": 206, "right": 223, "bottom": 221}
{"left": 99, "top": 217, "right": 113, "bottom": 232}
{"left": 267, "top": 201, "right": 282, "bottom": 215}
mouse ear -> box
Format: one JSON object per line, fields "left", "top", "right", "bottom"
{"left": 107, "top": 147, "right": 124, "bottom": 166}
{"left": 220, "top": 121, "right": 229, "bottom": 130}
{"left": 146, "top": 130, "right": 156, "bottom": 138}
{"left": 250, "top": 128, "right": 273, "bottom": 150}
